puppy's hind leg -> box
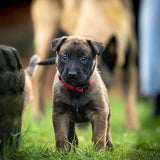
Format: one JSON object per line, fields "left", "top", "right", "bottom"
{"left": 106, "top": 112, "right": 113, "bottom": 150}
{"left": 68, "top": 122, "right": 78, "bottom": 148}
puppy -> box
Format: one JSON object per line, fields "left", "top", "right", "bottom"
{"left": 38, "top": 36, "right": 113, "bottom": 152}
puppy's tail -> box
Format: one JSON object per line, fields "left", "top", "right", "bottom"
{"left": 26, "top": 55, "right": 40, "bottom": 77}
{"left": 37, "top": 58, "right": 56, "bottom": 66}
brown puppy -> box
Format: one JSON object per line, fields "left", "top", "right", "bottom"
{"left": 39, "top": 36, "right": 113, "bottom": 152}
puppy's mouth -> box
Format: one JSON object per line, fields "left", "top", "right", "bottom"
{"left": 61, "top": 76, "right": 85, "bottom": 87}
{"left": 65, "top": 79, "right": 84, "bottom": 87}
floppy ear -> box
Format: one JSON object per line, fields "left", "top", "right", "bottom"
{"left": 87, "top": 39, "right": 105, "bottom": 56}
{"left": 101, "top": 36, "right": 117, "bottom": 71}
{"left": 106, "top": 36, "right": 117, "bottom": 54}
{"left": 51, "top": 36, "right": 67, "bottom": 52}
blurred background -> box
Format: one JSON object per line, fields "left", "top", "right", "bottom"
{"left": 0, "top": 0, "right": 33, "bottom": 59}
{"left": 0, "top": 0, "right": 140, "bottom": 100}
{"left": 0, "top": 1, "right": 160, "bottom": 158}
{"left": 0, "top": 0, "right": 160, "bottom": 123}
{"left": 0, "top": 0, "right": 55, "bottom": 97}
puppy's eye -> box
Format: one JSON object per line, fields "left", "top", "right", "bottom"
{"left": 62, "top": 54, "right": 68, "bottom": 61}
{"left": 81, "top": 56, "right": 87, "bottom": 62}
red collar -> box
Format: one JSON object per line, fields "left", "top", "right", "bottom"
{"left": 58, "top": 74, "right": 91, "bottom": 93}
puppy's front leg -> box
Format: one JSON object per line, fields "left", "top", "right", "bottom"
{"left": 91, "top": 112, "right": 107, "bottom": 150}
{"left": 52, "top": 113, "right": 70, "bottom": 152}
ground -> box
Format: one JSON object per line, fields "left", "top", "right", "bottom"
{"left": 0, "top": 97, "right": 160, "bottom": 160}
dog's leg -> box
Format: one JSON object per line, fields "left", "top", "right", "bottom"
{"left": 52, "top": 113, "right": 71, "bottom": 152}
{"left": 91, "top": 112, "right": 107, "bottom": 150}
{"left": 123, "top": 63, "right": 139, "bottom": 130}
{"left": 68, "top": 122, "right": 78, "bottom": 147}
{"left": 31, "top": 0, "right": 61, "bottom": 120}
{"left": 106, "top": 112, "right": 113, "bottom": 149}
{"left": 123, "top": 41, "right": 139, "bottom": 130}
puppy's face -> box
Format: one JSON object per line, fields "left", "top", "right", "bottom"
{"left": 51, "top": 36, "right": 105, "bottom": 86}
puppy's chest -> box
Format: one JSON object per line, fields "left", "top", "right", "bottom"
{"left": 64, "top": 95, "right": 91, "bottom": 123}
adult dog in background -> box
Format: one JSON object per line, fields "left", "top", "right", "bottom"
{"left": 31, "top": 0, "right": 139, "bottom": 130}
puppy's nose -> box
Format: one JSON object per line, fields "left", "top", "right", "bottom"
{"left": 68, "top": 71, "right": 77, "bottom": 78}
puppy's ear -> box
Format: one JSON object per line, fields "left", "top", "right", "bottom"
{"left": 51, "top": 36, "right": 67, "bottom": 52}
{"left": 87, "top": 39, "right": 105, "bottom": 56}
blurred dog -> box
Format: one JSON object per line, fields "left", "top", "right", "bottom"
{"left": 38, "top": 36, "right": 113, "bottom": 151}
{"left": 0, "top": 46, "right": 38, "bottom": 149}
{"left": 31, "top": 0, "right": 139, "bottom": 130}
{"left": 23, "top": 55, "right": 39, "bottom": 110}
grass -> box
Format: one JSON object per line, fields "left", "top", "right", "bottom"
{"left": 0, "top": 97, "right": 160, "bottom": 160}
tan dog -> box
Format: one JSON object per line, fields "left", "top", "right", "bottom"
{"left": 38, "top": 36, "right": 113, "bottom": 151}
{"left": 31, "top": 0, "right": 139, "bottom": 130}
{"left": 24, "top": 55, "right": 39, "bottom": 110}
